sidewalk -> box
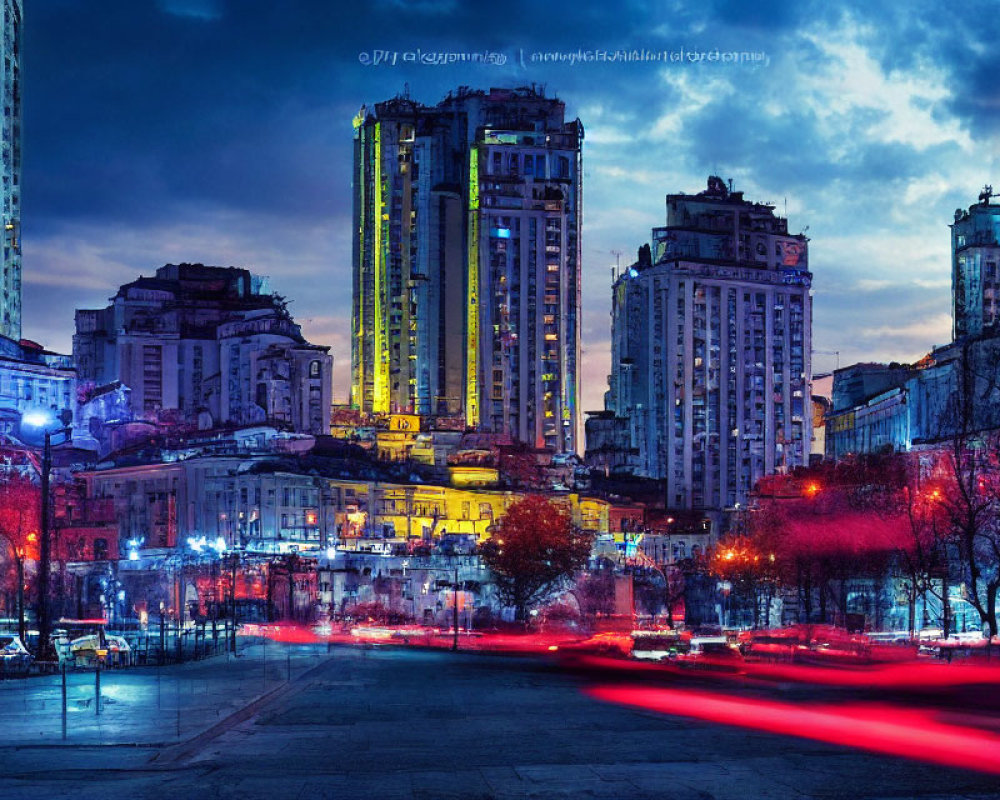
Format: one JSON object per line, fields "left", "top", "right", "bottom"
{"left": 0, "top": 640, "right": 330, "bottom": 747}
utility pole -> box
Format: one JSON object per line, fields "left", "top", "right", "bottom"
{"left": 230, "top": 552, "right": 238, "bottom": 653}
{"left": 452, "top": 565, "right": 459, "bottom": 652}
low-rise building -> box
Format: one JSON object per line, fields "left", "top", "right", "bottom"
{"left": 0, "top": 336, "right": 75, "bottom": 438}
{"left": 74, "top": 263, "right": 332, "bottom": 436}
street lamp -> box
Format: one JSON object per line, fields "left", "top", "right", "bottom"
{"left": 20, "top": 408, "right": 73, "bottom": 662}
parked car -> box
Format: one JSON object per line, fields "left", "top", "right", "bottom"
{"left": 0, "top": 634, "right": 33, "bottom": 674}
{"left": 105, "top": 634, "right": 132, "bottom": 667}
{"left": 68, "top": 632, "right": 130, "bottom": 667}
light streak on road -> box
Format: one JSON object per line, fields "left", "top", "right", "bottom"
{"left": 587, "top": 684, "right": 1000, "bottom": 776}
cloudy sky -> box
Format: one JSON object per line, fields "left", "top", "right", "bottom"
{"left": 23, "top": 0, "right": 999, "bottom": 412}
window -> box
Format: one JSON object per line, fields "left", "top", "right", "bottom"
{"left": 309, "top": 360, "right": 321, "bottom": 378}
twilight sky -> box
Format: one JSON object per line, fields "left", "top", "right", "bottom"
{"left": 22, "top": 0, "right": 1000, "bottom": 412}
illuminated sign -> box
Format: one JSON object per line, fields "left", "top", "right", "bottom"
{"left": 449, "top": 465, "right": 500, "bottom": 488}
{"left": 777, "top": 238, "right": 807, "bottom": 267}
{"left": 389, "top": 414, "right": 421, "bottom": 432}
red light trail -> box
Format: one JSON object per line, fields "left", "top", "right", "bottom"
{"left": 587, "top": 684, "right": 1000, "bottom": 776}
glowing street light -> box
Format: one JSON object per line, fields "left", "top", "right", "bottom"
{"left": 19, "top": 407, "right": 72, "bottom": 661}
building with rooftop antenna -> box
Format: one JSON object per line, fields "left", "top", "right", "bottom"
{"left": 351, "top": 86, "right": 584, "bottom": 454}
{"left": 588, "top": 177, "right": 812, "bottom": 527}
{"left": 952, "top": 185, "right": 1000, "bottom": 341}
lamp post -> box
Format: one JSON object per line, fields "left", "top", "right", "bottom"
{"left": 37, "top": 428, "right": 52, "bottom": 659}
{"left": 21, "top": 410, "right": 72, "bottom": 662}
{"left": 452, "top": 565, "right": 459, "bottom": 652}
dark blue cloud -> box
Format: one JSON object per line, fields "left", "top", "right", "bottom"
{"left": 19, "top": 0, "right": 999, "bottom": 411}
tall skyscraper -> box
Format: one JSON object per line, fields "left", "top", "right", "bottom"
{"left": 952, "top": 185, "right": 1000, "bottom": 341}
{"left": 0, "top": 0, "right": 21, "bottom": 340}
{"left": 351, "top": 86, "right": 583, "bottom": 453}
{"left": 591, "top": 177, "right": 812, "bottom": 518}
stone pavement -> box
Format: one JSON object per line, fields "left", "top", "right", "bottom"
{"left": 2, "top": 645, "right": 1000, "bottom": 799}
{"left": 0, "top": 640, "right": 324, "bottom": 746}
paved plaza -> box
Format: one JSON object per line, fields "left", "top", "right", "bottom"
{"left": 1, "top": 645, "right": 1000, "bottom": 799}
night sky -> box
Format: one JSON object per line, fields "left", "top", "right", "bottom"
{"left": 23, "top": 0, "right": 1000, "bottom": 411}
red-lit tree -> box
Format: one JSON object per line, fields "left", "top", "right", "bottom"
{"left": 710, "top": 504, "right": 784, "bottom": 629}
{"left": 937, "top": 435, "right": 1000, "bottom": 638}
{"left": 0, "top": 476, "right": 41, "bottom": 642}
{"left": 479, "top": 495, "right": 593, "bottom": 622}
{"left": 751, "top": 455, "right": 913, "bottom": 628}
{"left": 896, "top": 477, "right": 950, "bottom": 636}
{"left": 926, "top": 349, "right": 1000, "bottom": 639}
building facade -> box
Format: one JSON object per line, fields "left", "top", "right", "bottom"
{"left": 351, "top": 86, "right": 584, "bottom": 453}
{"left": 73, "top": 263, "right": 332, "bottom": 435}
{"left": 952, "top": 185, "right": 1000, "bottom": 341}
{"left": 0, "top": 0, "right": 20, "bottom": 340}
{"left": 592, "top": 176, "right": 812, "bottom": 516}
{"left": 0, "top": 336, "right": 75, "bottom": 438}
{"left": 824, "top": 187, "right": 1000, "bottom": 460}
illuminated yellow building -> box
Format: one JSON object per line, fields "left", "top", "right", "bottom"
{"left": 328, "top": 477, "right": 614, "bottom": 548}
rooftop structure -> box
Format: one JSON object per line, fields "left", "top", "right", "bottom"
{"left": 952, "top": 185, "right": 1000, "bottom": 341}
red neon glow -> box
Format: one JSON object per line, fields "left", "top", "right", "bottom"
{"left": 588, "top": 684, "right": 1000, "bottom": 776}
{"left": 562, "top": 651, "right": 1000, "bottom": 694}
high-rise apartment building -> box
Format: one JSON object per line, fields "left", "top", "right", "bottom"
{"left": 591, "top": 177, "right": 812, "bottom": 515}
{"left": 351, "top": 86, "right": 583, "bottom": 453}
{"left": 952, "top": 185, "right": 1000, "bottom": 341}
{"left": 0, "top": 0, "right": 21, "bottom": 340}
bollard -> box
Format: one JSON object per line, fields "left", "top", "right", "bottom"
{"left": 61, "top": 663, "right": 67, "bottom": 740}
{"left": 175, "top": 673, "right": 181, "bottom": 740}
{"left": 95, "top": 661, "right": 101, "bottom": 716}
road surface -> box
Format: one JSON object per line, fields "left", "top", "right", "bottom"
{"left": 2, "top": 644, "right": 999, "bottom": 799}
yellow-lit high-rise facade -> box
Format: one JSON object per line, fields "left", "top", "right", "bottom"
{"left": 351, "top": 87, "right": 583, "bottom": 454}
